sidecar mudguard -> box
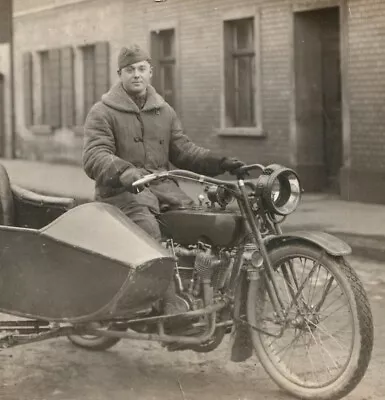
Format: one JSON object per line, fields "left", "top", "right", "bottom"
{"left": 263, "top": 230, "right": 352, "bottom": 256}
{"left": 0, "top": 203, "right": 174, "bottom": 323}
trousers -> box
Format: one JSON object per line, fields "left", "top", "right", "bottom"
{"left": 98, "top": 179, "right": 195, "bottom": 241}
{"left": 103, "top": 199, "right": 162, "bottom": 240}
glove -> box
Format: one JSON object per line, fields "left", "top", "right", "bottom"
{"left": 119, "top": 168, "right": 145, "bottom": 193}
{"left": 220, "top": 157, "right": 245, "bottom": 174}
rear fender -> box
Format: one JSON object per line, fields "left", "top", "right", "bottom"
{"left": 264, "top": 231, "right": 352, "bottom": 256}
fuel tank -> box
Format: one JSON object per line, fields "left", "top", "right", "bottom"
{"left": 159, "top": 207, "right": 243, "bottom": 247}
{"left": 0, "top": 203, "right": 174, "bottom": 323}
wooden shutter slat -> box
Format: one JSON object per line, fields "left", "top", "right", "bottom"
{"left": 83, "top": 45, "right": 95, "bottom": 116}
{"left": 151, "top": 32, "right": 161, "bottom": 94}
{"left": 48, "top": 48, "right": 61, "bottom": 128}
{"left": 61, "top": 47, "right": 74, "bottom": 127}
{"left": 23, "top": 52, "right": 33, "bottom": 127}
{"left": 94, "top": 42, "right": 109, "bottom": 100}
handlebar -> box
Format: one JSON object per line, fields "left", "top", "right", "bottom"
{"left": 131, "top": 172, "right": 168, "bottom": 188}
{"left": 131, "top": 164, "right": 265, "bottom": 189}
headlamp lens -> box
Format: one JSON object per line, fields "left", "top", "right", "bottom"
{"left": 271, "top": 170, "right": 301, "bottom": 215}
{"left": 256, "top": 165, "right": 302, "bottom": 216}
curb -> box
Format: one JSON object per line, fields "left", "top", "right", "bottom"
{"left": 330, "top": 232, "right": 385, "bottom": 262}
{"left": 27, "top": 189, "right": 385, "bottom": 262}
{"left": 17, "top": 186, "right": 385, "bottom": 263}
{"left": 284, "top": 226, "right": 385, "bottom": 262}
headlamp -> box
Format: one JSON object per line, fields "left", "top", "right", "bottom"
{"left": 255, "top": 164, "right": 302, "bottom": 215}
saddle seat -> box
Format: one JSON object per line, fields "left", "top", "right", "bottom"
{"left": 0, "top": 163, "right": 77, "bottom": 229}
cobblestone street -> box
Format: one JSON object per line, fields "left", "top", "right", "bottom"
{"left": 0, "top": 255, "right": 383, "bottom": 400}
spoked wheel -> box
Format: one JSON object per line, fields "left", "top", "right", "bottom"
{"left": 68, "top": 322, "right": 126, "bottom": 351}
{"left": 247, "top": 243, "right": 373, "bottom": 400}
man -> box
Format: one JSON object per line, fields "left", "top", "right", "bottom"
{"left": 83, "top": 44, "right": 244, "bottom": 315}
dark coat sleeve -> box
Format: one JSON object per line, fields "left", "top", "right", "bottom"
{"left": 83, "top": 104, "right": 133, "bottom": 187}
{"left": 168, "top": 108, "right": 224, "bottom": 176}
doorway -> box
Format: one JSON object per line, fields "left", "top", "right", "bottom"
{"left": 294, "top": 7, "right": 342, "bottom": 192}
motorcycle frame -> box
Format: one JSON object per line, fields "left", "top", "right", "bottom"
{"left": 81, "top": 173, "right": 291, "bottom": 344}
{"left": 0, "top": 171, "right": 291, "bottom": 348}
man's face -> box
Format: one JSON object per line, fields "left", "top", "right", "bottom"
{"left": 119, "top": 61, "right": 152, "bottom": 95}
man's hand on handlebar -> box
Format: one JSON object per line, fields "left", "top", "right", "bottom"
{"left": 220, "top": 157, "right": 246, "bottom": 175}
{"left": 120, "top": 168, "right": 148, "bottom": 194}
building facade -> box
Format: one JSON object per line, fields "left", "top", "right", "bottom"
{"left": 10, "top": 0, "right": 385, "bottom": 203}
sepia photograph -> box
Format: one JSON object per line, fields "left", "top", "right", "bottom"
{"left": 0, "top": 0, "right": 383, "bottom": 399}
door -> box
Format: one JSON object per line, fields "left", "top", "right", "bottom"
{"left": 294, "top": 7, "right": 342, "bottom": 192}
{"left": 321, "top": 9, "right": 342, "bottom": 192}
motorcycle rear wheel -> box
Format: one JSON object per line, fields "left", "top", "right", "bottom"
{"left": 247, "top": 243, "right": 373, "bottom": 400}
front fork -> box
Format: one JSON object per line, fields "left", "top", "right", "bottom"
{"left": 236, "top": 184, "right": 329, "bottom": 326}
{"left": 236, "top": 180, "right": 288, "bottom": 320}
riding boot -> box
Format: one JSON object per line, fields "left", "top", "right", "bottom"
{"left": 162, "top": 279, "right": 189, "bottom": 315}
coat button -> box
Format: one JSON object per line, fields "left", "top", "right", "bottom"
{"left": 134, "top": 137, "right": 143, "bottom": 142}
{"left": 159, "top": 139, "right": 164, "bottom": 145}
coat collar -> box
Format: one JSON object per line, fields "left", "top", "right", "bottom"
{"left": 101, "top": 82, "right": 165, "bottom": 113}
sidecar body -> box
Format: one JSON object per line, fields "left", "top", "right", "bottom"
{"left": 0, "top": 178, "right": 174, "bottom": 323}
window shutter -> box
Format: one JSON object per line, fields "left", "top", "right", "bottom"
{"left": 22, "top": 52, "right": 33, "bottom": 127}
{"left": 48, "top": 49, "right": 61, "bottom": 128}
{"left": 83, "top": 45, "right": 96, "bottom": 117}
{"left": 60, "top": 47, "right": 75, "bottom": 127}
{"left": 94, "top": 41, "right": 110, "bottom": 100}
{"left": 151, "top": 32, "right": 161, "bottom": 92}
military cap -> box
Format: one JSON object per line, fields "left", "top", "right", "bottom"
{"left": 118, "top": 44, "right": 151, "bottom": 69}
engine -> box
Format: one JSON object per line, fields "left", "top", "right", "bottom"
{"left": 164, "top": 240, "right": 232, "bottom": 310}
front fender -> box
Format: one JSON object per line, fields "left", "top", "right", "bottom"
{"left": 264, "top": 231, "right": 352, "bottom": 256}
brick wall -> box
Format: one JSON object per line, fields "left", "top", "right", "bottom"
{"left": 347, "top": 0, "right": 385, "bottom": 170}
{"left": 340, "top": 0, "right": 385, "bottom": 203}
{"left": 14, "top": 0, "right": 297, "bottom": 166}
{"left": 137, "top": 0, "right": 294, "bottom": 166}
{"left": 12, "top": 0, "right": 385, "bottom": 202}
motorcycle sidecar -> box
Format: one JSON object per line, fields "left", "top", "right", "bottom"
{"left": 0, "top": 167, "right": 174, "bottom": 323}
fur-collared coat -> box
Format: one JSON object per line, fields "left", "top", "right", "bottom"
{"left": 83, "top": 82, "right": 223, "bottom": 213}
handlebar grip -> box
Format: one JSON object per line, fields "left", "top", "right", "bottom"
{"left": 132, "top": 174, "right": 157, "bottom": 187}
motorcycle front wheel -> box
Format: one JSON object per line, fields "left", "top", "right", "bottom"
{"left": 247, "top": 243, "right": 373, "bottom": 400}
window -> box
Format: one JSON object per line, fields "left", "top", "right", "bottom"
{"left": 39, "top": 47, "right": 75, "bottom": 128}
{"left": 81, "top": 42, "right": 110, "bottom": 117}
{"left": 22, "top": 41, "right": 109, "bottom": 130}
{"left": 151, "top": 29, "right": 176, "bottom": 107}
{"left": 224, "top": 18, "right": 256, "bottom": 127}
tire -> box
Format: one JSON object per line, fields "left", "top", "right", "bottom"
{"left": 0, "top": 164, "right": 14, "bottom": 225}
{"left": 68, "top": 322, "right": 124, "bottom": 351}
{"left": 247, "top": 243, "right": 373, "bottom": 400}
{"left": 68, "top": 335, "right": 121, "bottom": 351}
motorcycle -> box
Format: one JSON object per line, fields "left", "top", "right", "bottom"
{"left": 0, "top": 163, "right": 373, "bottom": 400}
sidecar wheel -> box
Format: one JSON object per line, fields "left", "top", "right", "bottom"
{"left": 247, "top": 243, "right": 373, "bottom": 400}
{"left": 67, "top": 334, "right": 121, "bottom": 351}
{"left": 68, "top": 322, "right": 124, "bottom": 351}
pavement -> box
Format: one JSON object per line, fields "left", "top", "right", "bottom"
{"left": 1, "top": 158, "right": 385, "bottom": 261}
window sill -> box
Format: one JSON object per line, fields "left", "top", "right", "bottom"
{"left": 216, "top": 127, "right": 266, "bottom": 138}
{"left": 30, "top": 125, "right": 53, "bottom": 135}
